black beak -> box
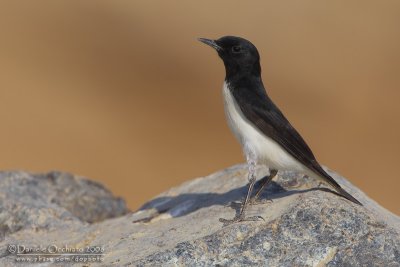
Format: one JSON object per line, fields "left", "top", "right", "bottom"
{"left": 198, "top": 38, "right": 223, "bottom": 51}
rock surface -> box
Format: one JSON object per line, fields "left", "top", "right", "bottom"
{"left": 0, "top": 171, "right": 128, "bottom": 240}
{"left": 0, "top": 165, "right": 399, "bottom": 266}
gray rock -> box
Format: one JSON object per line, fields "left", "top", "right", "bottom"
{"left": 0, "top": 171, "right": 128, "bottom": 240}
{"left": 0, "top": 165, "right": 399, "bottom": 266}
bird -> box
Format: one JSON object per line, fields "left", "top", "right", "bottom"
{"left": 198, "top": 36, "right": 361, "bottom": 225}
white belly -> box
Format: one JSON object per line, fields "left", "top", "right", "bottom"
{"left": 222, "top": 82, "right": 308, "bottom": 173}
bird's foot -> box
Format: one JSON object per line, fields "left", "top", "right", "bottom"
{"left": 219, "top": 214, "right": 264, "bottom": 226}
{"left": 249, "top": 197, "right": 273, "bottom": 205}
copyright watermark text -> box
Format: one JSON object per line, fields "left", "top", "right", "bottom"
{"left": 7, "top": 244, "right": 105, "bottom": 263}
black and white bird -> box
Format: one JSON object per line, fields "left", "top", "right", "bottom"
{"left": 198, "top": 36, "right": 361, "bottom": 225}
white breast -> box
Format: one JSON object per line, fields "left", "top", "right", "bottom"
{"left": 222, "top": 81, "right": 308, "bottom": 173}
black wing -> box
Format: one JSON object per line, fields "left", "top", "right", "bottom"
{"left": 231, "top": 81, "right": 361, "bottom": 205}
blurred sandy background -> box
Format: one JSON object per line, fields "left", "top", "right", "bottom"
{"left": 0, "top": 1, "right": 399, "bottom": 214}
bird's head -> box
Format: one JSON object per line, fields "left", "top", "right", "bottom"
{"left": 198, "top": 36, "right": 261, "bottom": 79}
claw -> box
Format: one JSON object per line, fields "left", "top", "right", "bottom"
{"left": 254, "top": 215, "right": 265, "bottom": 221}
{"left": 219, "top": 215, "right": 264, "bottom": 226}
{"left": 249, "top": 197, "right": 273, "bottom": 205}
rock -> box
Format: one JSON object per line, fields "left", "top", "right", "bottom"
{"left": 0, "top": 171, "right": 128, "bottom": 239}
{"left": 0, "top": 165, "right": 399, "bottom": 266}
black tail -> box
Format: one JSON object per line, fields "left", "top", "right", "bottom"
{"left": 311, "top": 163, "right": 362, "bottom": 205}
{"left": 332, "top": 183, "right": 362, "bottom": 205}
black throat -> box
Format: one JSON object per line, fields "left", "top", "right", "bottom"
{"left": 223, "top": 60, "right": 261, "bottom": 83}
{"left": 225, "top": 72, "right": 270, "bottom": 108}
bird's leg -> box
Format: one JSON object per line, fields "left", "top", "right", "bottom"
{"left": 250, "top": 169, "right": 278, "bottom": 205}
{"left": 219, "top": 146, "right": 264, "bottom": 226}
{"left": 219, "top": 169, "right": 261, "bottom": 225}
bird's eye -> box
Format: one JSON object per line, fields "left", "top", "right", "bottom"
{"left": 232, "top": 46, "right": 242, "bottom": 53}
